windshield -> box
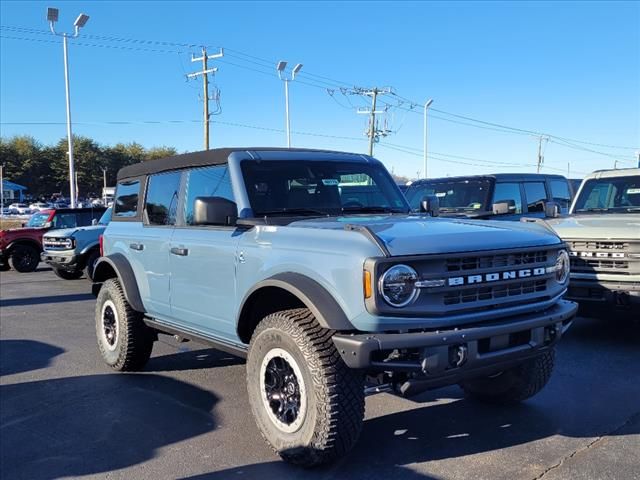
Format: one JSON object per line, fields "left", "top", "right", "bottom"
{"left": 573, "top": 175, "right": 640, "bottom": 213}
{"left": 241, "top": 160, "right": 409, "bottom": 217}
{"left": 26, "top": 212, "right": 51, "bottom": 228}
{"left": 98, "top": 207, "right": 113, "bottom": 225}
{"left": 405, "top": 179, "right": 492, "bottom": 212}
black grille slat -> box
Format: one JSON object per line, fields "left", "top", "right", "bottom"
{"left": 444, "top": 280, "right": 547, "bottom": 305}
{"left": 446, "top": 251, "right": 548, "bottom": 272}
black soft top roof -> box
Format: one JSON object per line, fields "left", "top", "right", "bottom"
{"left": 117, "top": 147, "right": 356, "bottom": 181}
{"left": 410, "top": 172, "right": 567, "bottom": 185}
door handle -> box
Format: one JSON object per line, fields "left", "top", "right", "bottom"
{"left": 129, "top": 243, "right": 144, "bottom": 251}
{"left": 170, "top": 247, "right": 189, "bottom": 256}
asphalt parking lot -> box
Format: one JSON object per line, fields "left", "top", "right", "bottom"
{"left": 1, "top": 267, "right": 638, "bottom": 480}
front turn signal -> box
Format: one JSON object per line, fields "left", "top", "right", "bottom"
{"left": 363, "top": 270, "right": 372, "bottom": 299}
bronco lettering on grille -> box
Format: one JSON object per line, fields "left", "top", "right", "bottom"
{"left": 448, "top": 267, "right": 546, "bottom": 286}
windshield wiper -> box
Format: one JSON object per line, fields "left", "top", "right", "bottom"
{"left": 576, "top": 208, "right": 610, "bottom": 212}
{"left": 341, "top": 206, "right": 405, "bottom": 214}
{"left": 626, "top": 207, "right": 640, "bottom": 212}
{"left": 258, "top": 208, "right": 329, "bottom": 217}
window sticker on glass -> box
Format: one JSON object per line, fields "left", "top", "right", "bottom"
{"left": 322, "top": 179, "right": 339, "bottom": 186}
{"left": 626, "top": 188, "right": 640, "bottom": 194}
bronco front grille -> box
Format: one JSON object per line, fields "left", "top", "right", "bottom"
{"left": 567, "top": 240, "right": 639, "bottom": 276}
{"left": 43, "top": 238, "right": 72, "bottom": 250}
{"left": 370, "top": 245, "right": 564, "bottom": 317}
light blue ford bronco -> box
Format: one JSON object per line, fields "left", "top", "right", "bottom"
{"left": 41, "top": 207, "right": 112, "bottom": 280}
{"left": 92, "top": 148, "right": 577, "bottom": 466}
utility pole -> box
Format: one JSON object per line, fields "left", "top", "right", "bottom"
{"left": 353, "top": 87, "right": 392, "bottom": 156}
{"left": 536, "top": 136, "right": 548, "bottom": 173}
{"left": 423, "top": 99, "right": 434, "bottom": 178}
{"left": 614, "top": 160, "right": 618, "bottom": 169}
{"left": 188, "top": 47, "right": 224, "bottom": 150}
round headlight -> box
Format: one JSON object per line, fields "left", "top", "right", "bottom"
{"left": 379, "top": 264, "right": 419, "bottom": 307}
{"left": 63, "top": 238, "right": 74, "bottom": 249}
{"left": 555, "top": 249, "right": 570, "bottom": 284}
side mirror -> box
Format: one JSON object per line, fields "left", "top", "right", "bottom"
{"left": 492, "top": 199, "right": 516, "bottom": 215}
{"left": 544, "top": 201, "right": 560, "bottom": 218}
{"left": 91, "top": 219, "right": 98, "bottom": 226}
{"left": 43, "top": 221, "right": 52, "bottom": 228}
{"left": 420, "top": 195, "right": 440, "bottom": 217}
{"left": 193, "top": 196, "right": 238, "bottom": 226}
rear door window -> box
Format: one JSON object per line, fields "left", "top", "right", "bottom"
{"left": 550, "top": 179, "right": 572, "bottom": 210}
{"left": 492, "top": 182, "right": 523, "bottom": 214}
{"left": 145, "top": 172, "right": 182, "bottom": 226}
{"left": 523, "top": 182, "right": 548, "bottom": 213}
{"left": 114, "top": 181, "right": 140, "bottom": 218}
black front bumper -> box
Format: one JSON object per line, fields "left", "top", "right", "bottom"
{"left": 567, "top": 280, "right": 640, "bottom": 306}
{"left": 41, "top": 251, "right": 81, "bottom": 269}
{"left": 332, "top": 300, "right": 577, "bottom": 375}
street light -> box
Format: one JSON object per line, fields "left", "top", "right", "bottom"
{"left": 423, "top": 99, "right": 434, "bottom": 179}
{"left": 277, "top": 60, "right": 303, "bottom": 147}
{"left": 47, "top": 6, "right": 90, "bottom": 208}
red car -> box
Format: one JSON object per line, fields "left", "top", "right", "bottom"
{"left": 0, "top": 207, "right": 106, "bottom": 272}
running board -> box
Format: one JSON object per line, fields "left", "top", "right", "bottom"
{"left": 143, "top": 317, "right": 248, "bottom": 359}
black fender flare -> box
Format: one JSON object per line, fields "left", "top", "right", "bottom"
{"left": 92, "top": 253, "right": 145, "bottom": 313}
{"left": 238, "top": 272, "right": 355, "bottom": 331}
{"left": 6, "top": 239, "right": 42, "bottom": 253}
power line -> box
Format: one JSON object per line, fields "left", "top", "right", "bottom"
{"left": 2, "top": 24, "right": 637, "bottom": 155}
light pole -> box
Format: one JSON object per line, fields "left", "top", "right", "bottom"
{"left": 47, "top": 7, "right": 90, "bottom": 209}
{"left": 423, "top": 99, "right": 434, "bottom": 179}
{"left": 276, "top": 61, "right": 303, "bottom": 148}
{"left": 102, "top": 167, "right": 107, "bottom": 205}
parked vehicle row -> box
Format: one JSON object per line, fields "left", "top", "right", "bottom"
{"left": 1, "top": 148, "right": 636, "bottom": 468}
{"left": 0, "top": 207, "right": 106, "bottom": 272}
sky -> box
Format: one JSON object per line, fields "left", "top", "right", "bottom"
{"left": 1, "top": 0, "right": 639, "bottom": 180}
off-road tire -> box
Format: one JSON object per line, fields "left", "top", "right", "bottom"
{"left": 460, "top": 348, "right": 555, "bottom": 405}
{"left": 7, "top": 245, "right": 40, "bottom": 273}
{"left": 53, "top": 267, "right": 83, "bottom": 280}
{"left": 84, "top": 249, "right": 100, "bottom": 281}
{"left": 246, "top": 308, "right": 365, "bottom": 467}
{"left": 95, "top": 278, "right": 154, "bottom": 371}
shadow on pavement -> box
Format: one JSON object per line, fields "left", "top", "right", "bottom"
{"left": 145, "top": 346, "right": 244, "bottom": 372}
{"left": 0, "top": 293, "right": 94, "bottom": 307}
{"left": 0, "top": 373, "right": 219, "bottom": 480}
{"left": 0, "top": 340, "right": 65, "bottom": 376}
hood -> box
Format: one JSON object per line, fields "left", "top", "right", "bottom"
{"left": 0, "top": 227, "right": 45, "bottom": 236}
{"left": 43, "top": 224, "right": 105, "bottom": 238}
{"left": 289, "top": 215, "right": 561, "bottom": 256}
{"left": 546, "top": 214, "right": 640, "bottom": 240}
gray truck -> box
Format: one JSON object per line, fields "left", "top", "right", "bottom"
{"left": 41, "top": 208, "right": 112, "bottom": 280}
{"left": 547, "top": 168, "right": 640, "bottom": 311}
{"left": 92, "top": 148, "right": 577, "bottom": 466}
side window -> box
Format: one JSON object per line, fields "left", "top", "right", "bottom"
{"left": 550, "top": 179, "right": 571, "bottom": 209}
{"left": 184, "top": 165, "right": 234, "bottom": 225}
{"left": 114, "top": 181, "right": 140, "bottom": 218}
{"left": 76, "top": 211, "right": 93, "bottom": 226}
{"left": 523, "top": 182, "right": 548, "bottom": 213}
{"left": 492, "top": 182, "right": 523, "bottom": 214}
{"left": 145, "top": 171, "right": 182, "bottom": 226}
